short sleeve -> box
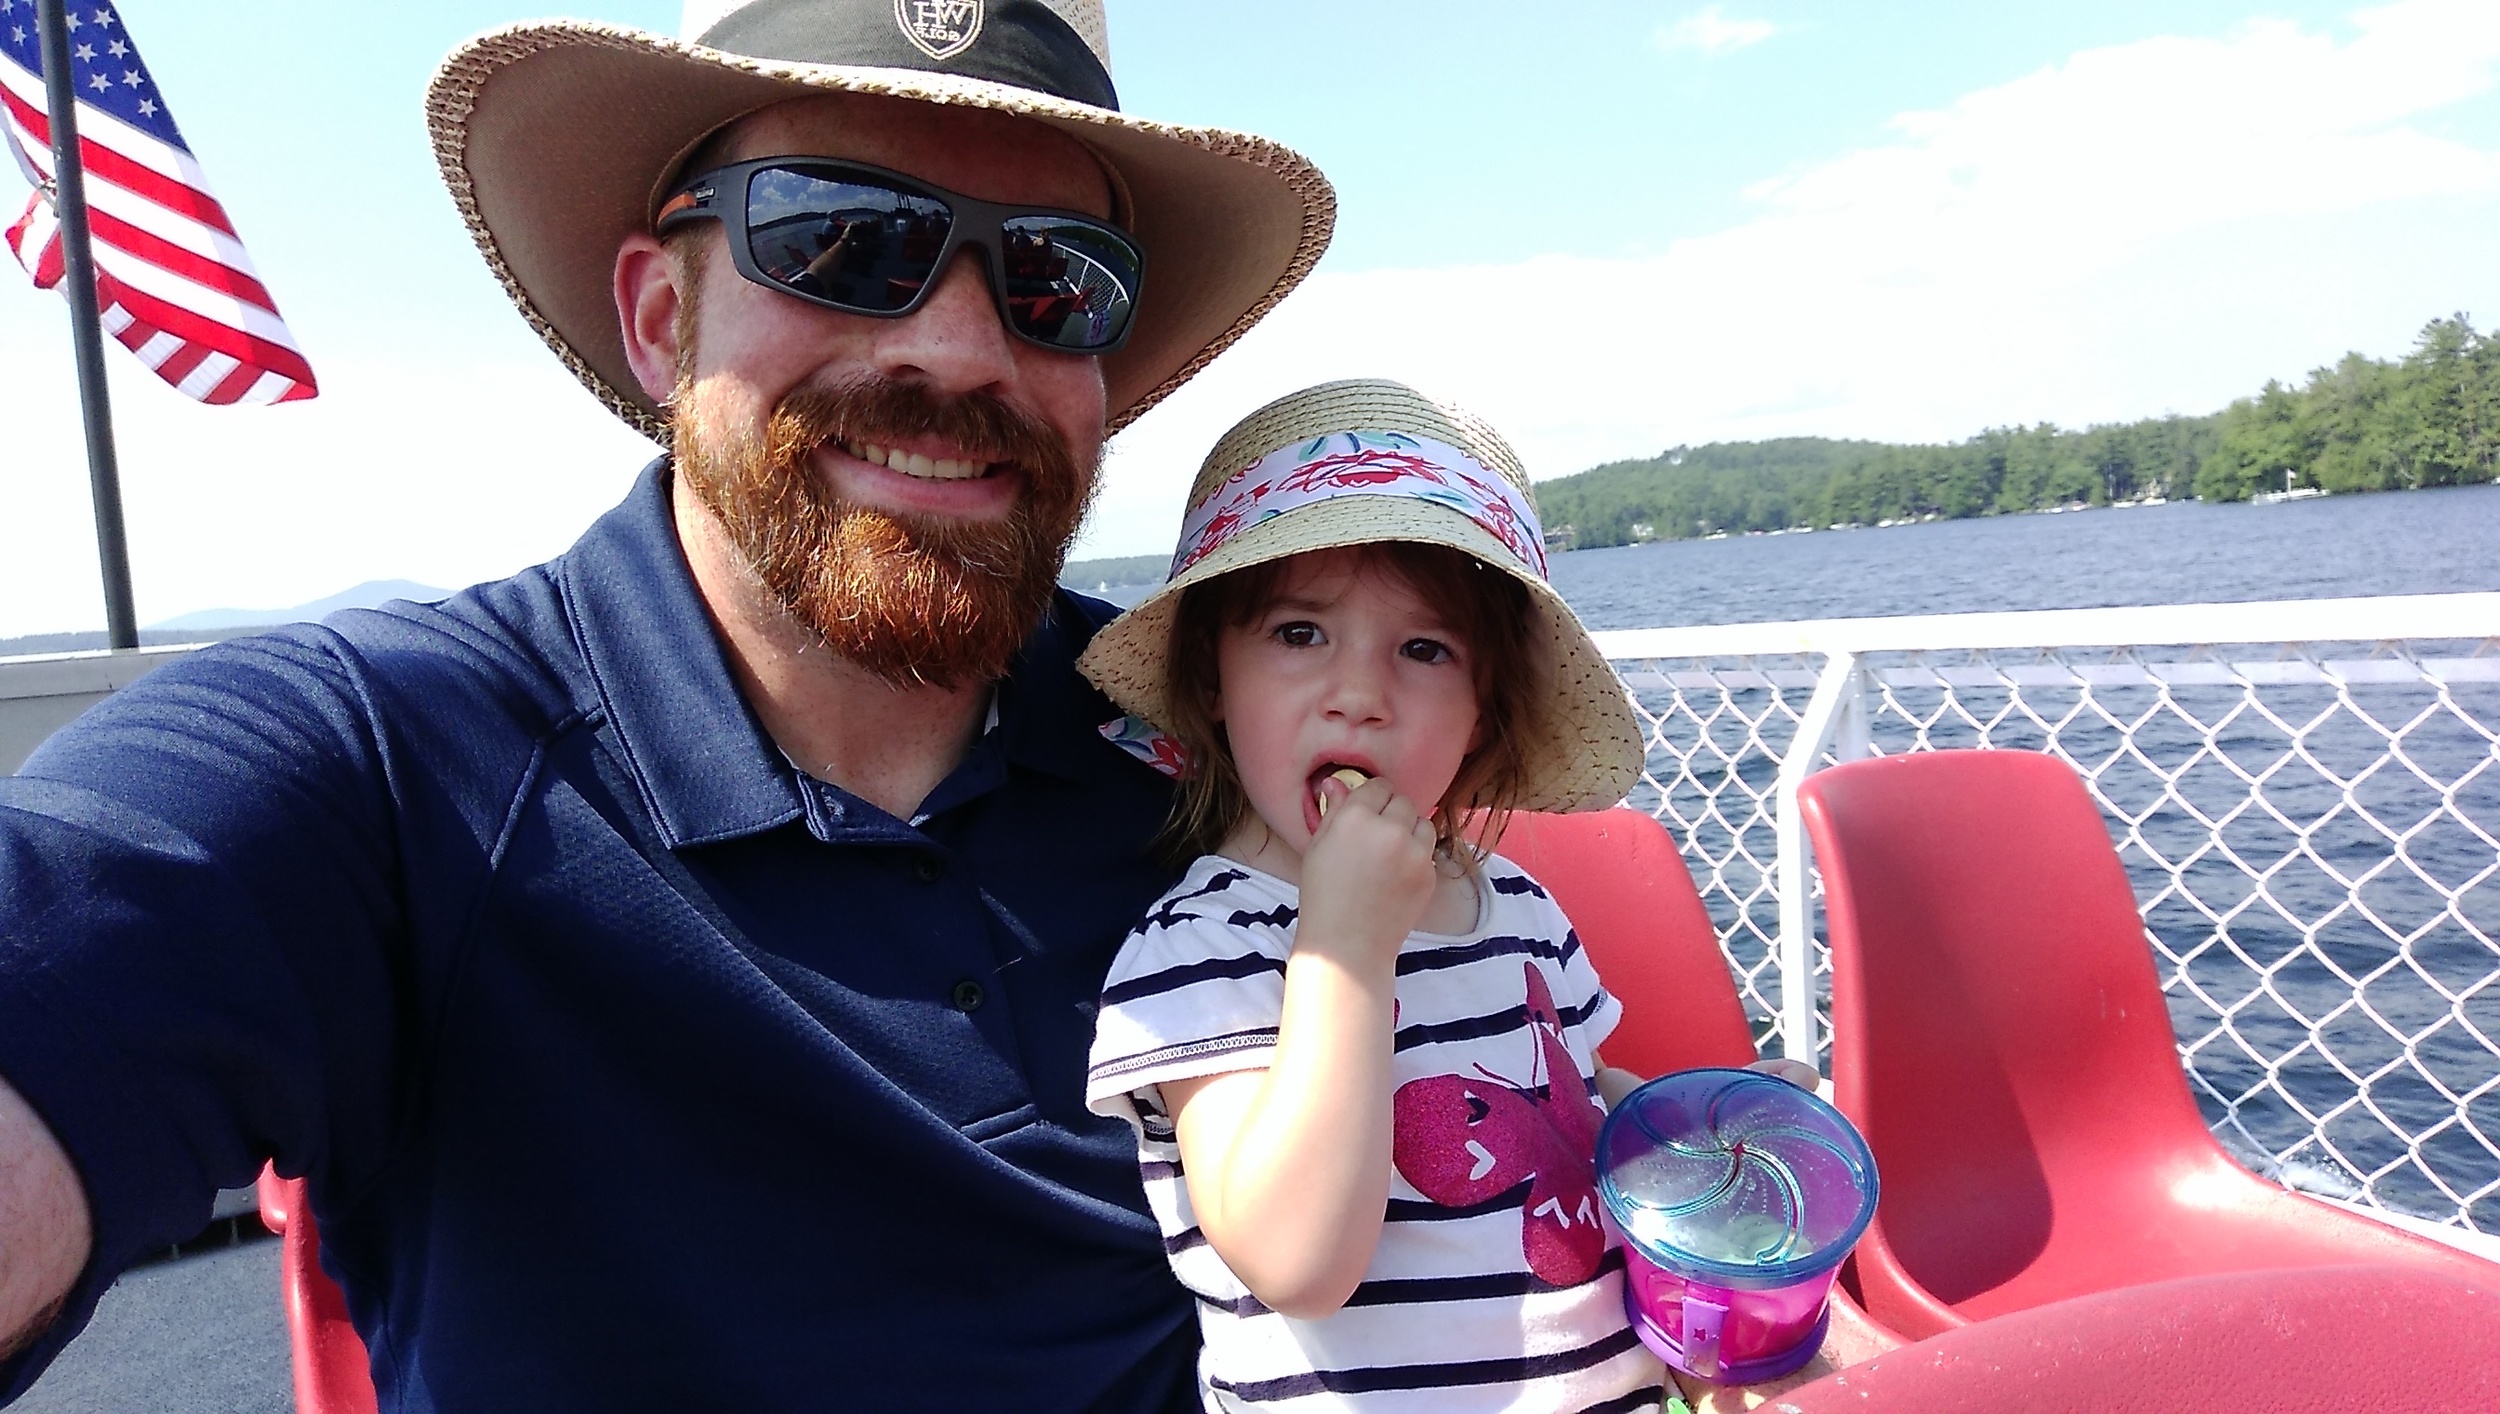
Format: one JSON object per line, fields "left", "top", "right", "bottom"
{"left": 1084, "top": 863, "right": 1295, "bottom": 1131}
{"left": 1563, "top": 937, "right": 1625, "bottom": 1061}
{"left": 0, "top": 634, "right": 413, "bottom": 1401}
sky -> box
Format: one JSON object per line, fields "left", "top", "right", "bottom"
{"left": 3, "top": 0, "right": 2497, "bottom": 638}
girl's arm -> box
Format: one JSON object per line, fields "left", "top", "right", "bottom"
{"left": 1160, "top": 778, "right": 1439, "bottom": 1320}
{"left": 1160, "top": 950, "right": 1395, "bottom": 1319}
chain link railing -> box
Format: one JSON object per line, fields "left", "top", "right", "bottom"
{"left": 1593, "top": 592, "right": 2500, "bottom": 1236}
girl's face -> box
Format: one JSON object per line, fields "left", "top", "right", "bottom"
{"left": 1213, "top": 547, "right": 1484, "bottom": 858}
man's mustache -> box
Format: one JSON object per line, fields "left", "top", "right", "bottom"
{"left": 766, "top": 375, "right": 1081, "bottom": 493}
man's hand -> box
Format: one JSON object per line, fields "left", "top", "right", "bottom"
{"left": 1670, "top": 1290, "right": 1902, "bottom": 1410}
{"left": 0, "top": 1073, "right": 88, "bottom": 1361}
{"left": 1744, "top": 1056, "right": 1821, "bottom": 1091}
{"left": 1597, "top": 1054, "right": 1820, "bottom": 1111}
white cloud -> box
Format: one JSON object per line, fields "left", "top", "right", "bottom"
{"left": 1082, "top": 0, "right": 2500, "bottom": 562}
{"left": 1655, "top": 6, "right": 1781, "bottom": 57}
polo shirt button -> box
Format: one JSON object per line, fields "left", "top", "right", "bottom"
{"left": 951, "top": 980, "right": 986, "bottom": 1012}
{"left": 913, "top": 857, "right": 944, "bottom": 884}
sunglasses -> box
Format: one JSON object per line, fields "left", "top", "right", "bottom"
{"left": 655, "top": 157, "right": 1145, "bottom": 355}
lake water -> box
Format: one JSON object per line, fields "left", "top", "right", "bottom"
{"left": 1546, "top": 481, "right": 2500, "bottom": 631}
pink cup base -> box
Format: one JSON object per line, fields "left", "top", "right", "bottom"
{"left": 1626, "top": 1289, "right": 1829, "bottom": 1384}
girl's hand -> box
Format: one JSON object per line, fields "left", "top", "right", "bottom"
{"left": 1298, "top": 773, "right": 1437, "bottom": 967}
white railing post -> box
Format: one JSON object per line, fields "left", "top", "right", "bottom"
{"left": 1833, "top": 662, "right": 1873, "bottom": 763}
{"left": 1773, "top": 651, "right": 1861, "bottom": 1061}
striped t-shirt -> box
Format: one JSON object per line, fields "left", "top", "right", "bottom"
{"left": 1086, "top": 854, "right": 1665, "bottom": 1413}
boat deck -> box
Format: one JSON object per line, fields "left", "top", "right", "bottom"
{"left": 15, "top": 1238, "right": 287, "bottom": 1414}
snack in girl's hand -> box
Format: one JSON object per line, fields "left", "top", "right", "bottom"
{"left": 1078, "top": 380, "right": 1666, "bottom": 1412}
{"left": 1313, "top": 766, "right": 1370, "bottom": 817}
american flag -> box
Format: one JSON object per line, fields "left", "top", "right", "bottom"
{"left": 1, "top": 0, "right": 315, "bottom": 404}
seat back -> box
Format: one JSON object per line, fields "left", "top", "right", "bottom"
{"left": 257, "top": 1165, "right": 378, "bottom": 1414}
{"left": 1798, "top": 752, "right": 2220, "bottom": 1317}
{"left": 1802, "top": 750, "right": 2500, "bottom": 1337}
{"left": 1500, "top": 808, "right": 1758, "bottom": 1075}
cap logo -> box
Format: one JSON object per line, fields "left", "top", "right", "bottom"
{"left": 894, "top": 0, "right": 985, "bottom": 61}
{"left": 1172, "top": 430, "right": 1550, "bottom": 581}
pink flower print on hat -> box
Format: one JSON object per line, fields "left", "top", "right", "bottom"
{"left": 1170, "top": 430, "right": 1550, "bottom": 580}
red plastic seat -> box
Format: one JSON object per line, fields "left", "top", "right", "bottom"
{"left": 1501, "top": 808, "right": 1759, "bottom": 1077}
{"left": 1772, "top": 1263, "right": 2500, "bottom": 1412}
{"left": 1798, "top": 749, "right": 2498, "bottom": 1340}
{"left": 257, "top": 1164, "right": 377, "bottom": 1414}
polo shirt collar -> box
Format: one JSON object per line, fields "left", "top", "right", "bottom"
{"left": 561, "top": 460, "right": 803, "bottom": 849}
{"left": 996, "top": 592, "right": 1119, "bottom": 787}
{"left": 560, "top": 461, "right": 1121, "bottom": 849}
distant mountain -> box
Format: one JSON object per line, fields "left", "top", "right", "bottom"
{"left": 1534, "top": 312, "right": 2497, "bottom": 549}
{"left": 0, "top": 580, "right": 451, "bottom": 659}
{"left": 149, "top": 580, "right": 450, "bottom": 631}
{"left": 1060, "top": 555, "right": 1166, "bottom": 592}
{"left": 1534, "top": 422, "right": 2218, "bottom": 550}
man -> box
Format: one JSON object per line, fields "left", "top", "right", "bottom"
{"left": 0, "top": 2, "right": 1330, "bottom": 1408}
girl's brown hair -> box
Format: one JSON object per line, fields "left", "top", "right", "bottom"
{"left": 1158, "top": 542, "right": 1549, "bottom": 863}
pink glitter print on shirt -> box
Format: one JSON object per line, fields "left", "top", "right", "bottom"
{"left": 1390, "top": 965, "right": 1607, "bottom": 1285}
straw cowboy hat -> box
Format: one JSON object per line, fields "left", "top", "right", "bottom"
{"left": 425, "top": 0, "right": 1335, "bottom": 441}
{"left": 1079, "top": 379, "right": 1645, "bottom": 813}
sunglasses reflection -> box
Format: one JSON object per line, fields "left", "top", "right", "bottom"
{"left": 743, "top": 168, "right": 1135, "bottom": 348}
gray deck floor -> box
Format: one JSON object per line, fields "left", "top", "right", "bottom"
{"left": 14, "top": 1238, "right": 290, "bottom": 1414}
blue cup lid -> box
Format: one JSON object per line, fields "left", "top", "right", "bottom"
{"left": 1596, "top": 1068, "right": 1879, "bottom": 1288}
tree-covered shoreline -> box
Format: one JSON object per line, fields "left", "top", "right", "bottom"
{"left": 1537, "top": 314, "right": 2499, "bottom": 551}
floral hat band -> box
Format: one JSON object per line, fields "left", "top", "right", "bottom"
{"left": 1171, "top": 430, "right": 1551, "bottom": 581}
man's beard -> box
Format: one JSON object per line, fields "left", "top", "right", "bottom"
{"left": 674, "top": 373, "right": 1095, "bottom": 690}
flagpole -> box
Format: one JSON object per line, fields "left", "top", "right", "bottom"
{"left": 36, "top": 0, "right": 138, "bottom": 651}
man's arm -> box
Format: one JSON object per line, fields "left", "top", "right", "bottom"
{"left": 0, "top": 1074, "right": 88, "bottom": 1361}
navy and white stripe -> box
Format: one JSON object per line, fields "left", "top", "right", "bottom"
{"left": 1086, "top": 855, "right": 1662, "bottom": 1413}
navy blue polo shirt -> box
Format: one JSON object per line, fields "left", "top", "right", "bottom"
{"left": 0, "top": 462, "right": 1195, "bottom": 1411}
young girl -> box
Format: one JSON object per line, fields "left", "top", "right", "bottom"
{"left": 1080, "top": 380, "right": 1667, "bottom": 1411}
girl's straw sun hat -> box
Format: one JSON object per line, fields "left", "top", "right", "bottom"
{"left": 1079, "top": 379, "right": 1644, "bottom": 813}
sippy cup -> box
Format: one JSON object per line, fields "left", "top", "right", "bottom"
{"left": 1596, "top": 1067, "right": 1879, "bottom": 1383}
